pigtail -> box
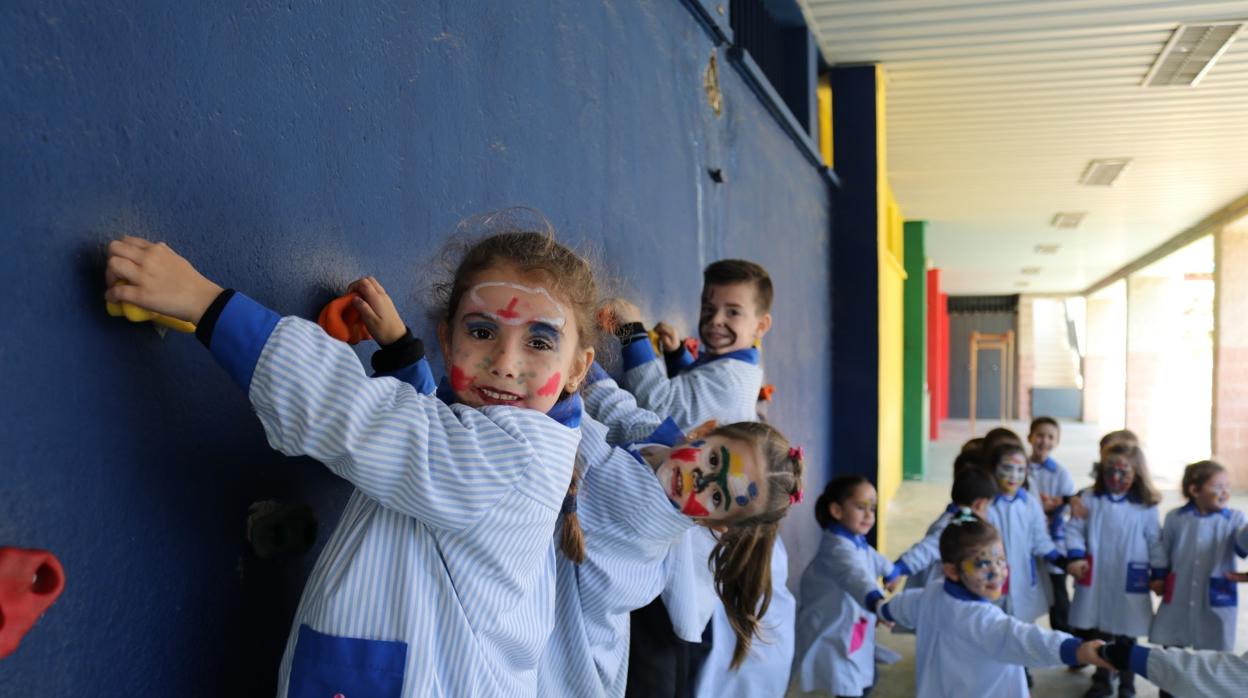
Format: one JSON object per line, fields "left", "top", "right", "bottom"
{"left": 559, "top": 460, "right": 586, "bottom": 564}
{"left": 710, "top": 523, "right": 778, "bottom": 668}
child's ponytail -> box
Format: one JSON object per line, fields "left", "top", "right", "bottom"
{"left": 559, "top": 463, "right": 586, "bottom": 564}
{"left": 705, "top": 423, "right": 805, "bottom": 669}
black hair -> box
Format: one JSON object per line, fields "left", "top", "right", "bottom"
{"left": 951, "top": 468, "right": 998, "bottom": 507}
{"left": 814, "top": 475, "right": 870, "bottom": 529}
{"left": 1029, "top": 416, "right": 1060, "bottom": 435}
{"left": 952, "top": 451, "right": 981, "bottom": 478}
{"left": 939, "top": 514, "right": 1001, "bottom": 565}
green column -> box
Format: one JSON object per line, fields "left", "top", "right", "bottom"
{"left": 903, "top": 220, "right": 927, "bottom": 479}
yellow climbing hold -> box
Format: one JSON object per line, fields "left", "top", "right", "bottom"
{"left": 105, "top": 281, "right": 196, "bottom": 333}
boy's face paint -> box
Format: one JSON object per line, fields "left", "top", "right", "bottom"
{"left": 957, "top": 541, "right": 1008, "bottom": 600}
{"left": 995, "top": 453, "right": 1027, "bottom": 495}
{"left": 1104, "top": 457, "right": 1135, "bottom": 495}
{"left": 698, "top": 282, "right": 771, "bottom": 355}
{"left": 834, "top": 483, "right": 878, "bottom": 536}
{"left": 1028, "top": 423, "right": 1059, "bottom": 462}
{"left": 444, "top": 271, "right": 580, "bottom": 413}
{"left": 1193, "top": 471, "right": 1230, "bottom": 513}
{"left": 654, "top": 436, "right": 765, "bottom": 521}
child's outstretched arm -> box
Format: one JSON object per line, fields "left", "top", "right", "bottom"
{"left": 348, "top": 276, "right": 436, "bottom": 394}
{"left": 877, "top": 588, "right": 923, "bottom": 631}
{"left": 105, "top": 237, "right": 555, "bottom": 531}
{"left": 1101, "top": 641, "right": 1248, "bottom": 697}
{"left": 893, "top": 518, "right": 944, "bottom": 579}
{"left": 965, "top": 604, "right": 1107, "bottom": 670}
{"left": 580, "top": 363, "right": 668, "bottom": 446}
{"left": 823, "top": 540, "right": 890, "bottom": 616}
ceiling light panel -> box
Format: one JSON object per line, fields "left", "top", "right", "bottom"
{"left": 1079, "top": 159, "right": 1130, "bottom": 186}
{"left": 1034, "top": 244, "right": 1061, "bottom": 255}
{"left": 1142, "top": 22, "right": 1245, "bottom": 87}
{"left": 1051, "top": 212, "right": 1087, "bottom": 229}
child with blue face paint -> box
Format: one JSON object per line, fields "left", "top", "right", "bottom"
{"left": 879, "top": 515, "right": 1110, "bottom": 698}
{"left": 1147, "top": 460, "right": 1248, "bottom": 698}
{"left": 104, "top": 227, "right": 599, "bottom": 697}
{"left": 1065, "top": 443, "right": 1165, "bottom": 698}
{"left": 793, "top": 475, "right": 900, "bottom": 698}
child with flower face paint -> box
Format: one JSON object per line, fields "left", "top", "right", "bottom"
{"left": 982, "top": 444, "right": 1064, "bottom": 631}
{"left": 1148, "top": 460, "right": 1248, "bottom": 698}
{"left": 794, "top": 476, "right": 901, "bottom": 697}
{"left": 1065, "top": 443, "right": 1165, "bottom": 698}
{"left": 879, "top": 515, "right": 1110, "bottom": 698}
{"left": 103, "top": 228, "right": 598, "bottom": 697}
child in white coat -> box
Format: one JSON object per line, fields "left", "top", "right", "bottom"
{"left": 1066, "top": 443, "right": 1165, "bottom": 698}
{"left": 793, "top": 475, "right": 899, "bottom": 697}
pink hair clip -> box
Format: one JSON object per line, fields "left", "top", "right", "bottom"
{"left": 788, "top": 446, "right": 804, "bottom": 461}
{"left": 789, "top": 490, "right": 804, "bottom": 505}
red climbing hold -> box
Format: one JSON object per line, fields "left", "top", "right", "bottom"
{"left": 0, "top": 547, "right": 65, "bottom": 659}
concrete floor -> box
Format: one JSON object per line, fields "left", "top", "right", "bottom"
{"left": 787, "top": 419, "right": 1248, "bottom": 697}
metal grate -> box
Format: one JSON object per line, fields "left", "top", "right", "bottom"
{"left": 1143, "top": 22, "right": 1245, "bottom": 87}
{"left": 948, "top": 295, "right": 1019, "bottom": 314}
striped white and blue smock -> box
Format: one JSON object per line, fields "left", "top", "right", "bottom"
{"left": 895, "top": 504, "right": 960, "bottom": 591}
{"left": 1027, "top": 457, "right": 1077, "bottom": 574}
{"left": 1066, "top": 492, "right": 1165, "bottom": 637}
{"left": 207, "top": 293, "right": 581, "bottom": 698}
{"left": 1149, "top": 504, "right": 1248, "bottom": 650}
{"left": 537, "top": 411, "right": 695, "bottom": 698}
{"left": 988, "top": 488, "right": 1060, "bottom": 622}
{"left": 617, "top": 339, "right": 763, "bottom": 433}
{"left": 1126, "top": 644, "right": 1248, "bottom": 696}
{"left": 880, "top": 579, "right": 1082, "bottom": 698}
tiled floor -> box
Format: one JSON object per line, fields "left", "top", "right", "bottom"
{"left": 787, "top": 419, "right": 1248, "bottom": 697}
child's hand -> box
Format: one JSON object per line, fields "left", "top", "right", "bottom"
{"left": 1039, "top": 493, "right": 1061, "bottom": 513}
{"left": 1069, "top": 494, "right": 1089, "bottom": 519}
{"left": 876, "top": 616, "right": 895, "bottom": 629}
{"left": 1149, "top": 578, "right": 1166, "bottom": 595}
{"left": 1067, "top": 559, "right": 1089, "bottom": 578}
{"left": 105, "top": 236, "right": 223, "bottom": 323}
{"left": 653, "top": 322, "right": 681, "bottom": 353}
{"left": 1225, "top": 571, "right": 1248, "bottom": 583}
{"left": 1078, "top": 640, "right": 1111, "bottom": 670}
{"left": 347, "top": 276, "right": 406, "bottom": 345}
{"left": 884, "top": 577, "right": 901, "bottom": 593}
{"left": 601, "top": 298, "right": 643, "bottom": 327}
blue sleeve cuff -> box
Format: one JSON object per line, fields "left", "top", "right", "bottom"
{"left": 879, "top": 600, "right": 895, "bottom": 624}
{"left": 1129, "top": 645, "right": 1150, "bottom": 678}
{"left": 864, "top": 589, "right": 884, "bottom": 614}
{"left": 621, "top": 337, "right": 658, "bottom": 371}
{"left": 207, "top": 292, "right": 281, "bottom": 391}
{"left": 1044, "top": 550, "right": 1061, "bottom": 563}
{"left": 893, "top": 560, "right": 912, "bottom": 577}
{"left": 584, "top": 361, "right": 610, "bottom": 386}
{"left": 1235, "top": 542, "right": 1247, "bottom": 559}
{"left": 385, "top": 357, "right": 436, "bottom": 395}
{"left": 1068, "top": 548, "right": 1086, "bottom": 560}
{"left": 1151, "top": 568, "right": 1169, "bottom": 581}
{"left": 883, "top": 564, "right": 901, "bottom": 584}
{"left": 664, "top": 346, "right": 695, "bottom": 376}
{"left": 1059, "top": 637, "right": 1081, "bottom": 667}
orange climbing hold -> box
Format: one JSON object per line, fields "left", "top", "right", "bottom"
{"left": 0, "top": 547, "right": 65, "bottom": 659}
{"left": 759, "top": 384, "right": 776, "bottom": 402}
{"left": 318, "top": 293, "right": 372, "bottom": 345}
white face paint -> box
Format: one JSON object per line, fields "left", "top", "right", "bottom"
{"left": 995, "top": 452, "right": 1027, "bottom": 495}
{"left": 466, "top": 281, "right": 566, "bottom": 328}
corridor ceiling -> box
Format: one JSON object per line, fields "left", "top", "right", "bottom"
{"left": 799, "top": 0, "right": 1248, "bottom": 294}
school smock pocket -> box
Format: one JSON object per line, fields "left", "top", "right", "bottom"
{"left": 1162, "top": 572, "right": 1176, "bottom": 604}
{"left": 1124, "top": 562, "right": 1150, "bottom": 593}
{"left": 288, "top": 624, "right": 407, "bottom": 698}
{"left": 1075, "top": 554, "right": 1093, "bottom": 587}
{"left": 1209, "top": 576, "right": 1238, "bottom": 608}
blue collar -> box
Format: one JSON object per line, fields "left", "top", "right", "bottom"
{"left": 436, "top": 378, "right": 582, "bottom": 428}
{"left": 994, "top": 488, "right": 1029, "bottom": 505}
{"left": 1093, "top": 489, "right": 1140, "bottom": 504}
{"left": 942, "top": 579, "right": 990, "bottom": 603}
{"left": 692, "top": 346, "right": 760, "bottom": 368}
{"left": 828, "top": 522, "right": 869, "bottom": 549}
{"left": 1179, "top": 502, "right": 1231, "bottom": 518}
{"left": 1030, "top": 457, "right": 1058, "bottom": 472}
{"left": 623, "top": 418, "right": 687, "bottom": 466}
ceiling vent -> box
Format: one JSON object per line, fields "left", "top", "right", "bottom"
{"left": 1021, "top": 267, "right": 1042, "bottom": 275}
{"left": 1034, "top": 244, "right": 1061, "bottom": 255}
{"left": 1079, "top": 159, "right": 1131, "bottom": 186}
{"left": 1051, "top": 212, "right": 1087, "bottom": 229}
{"left": 1143, "top": 22, "right": 1244, "bottom": 87}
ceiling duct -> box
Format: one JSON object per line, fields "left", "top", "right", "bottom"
{"left": 1051, "top": 212, "right": 1087, "bottom": 229}
{"left": 1142, "top": 22, "right": 1244, "bottom": 87}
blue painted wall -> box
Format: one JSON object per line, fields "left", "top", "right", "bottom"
{"left": 1, "top": 1, "right": 834, "bottom": 693}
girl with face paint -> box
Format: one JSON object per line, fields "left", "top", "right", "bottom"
{"left": 1148, "top": 461, "right": 1248, "bottom": 685}
{"left": 793, "top": 476, "right": 902, "bottom": 697}
{"left": 981, "top": 444, "right": 1064, "bottom": 640}
{"left": 103, "top": 227, "right": 601, "bottom": 697}
{"left": 1065, "top": 443, "right": 1165, "bottom": 698}
{"left": 878, "top": 515, "right": 1111, "bottom": 698}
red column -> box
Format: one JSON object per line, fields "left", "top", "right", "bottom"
{"left": 927, "top": 270, "right": 948, "bottom": 439}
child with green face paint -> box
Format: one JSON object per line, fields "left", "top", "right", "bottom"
{"left": 879, "top": 515, "right": 1110, "bottom": 698}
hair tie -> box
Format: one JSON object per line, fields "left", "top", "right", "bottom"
{"left": 788, "top": 446, "right": 804, "bottom": 462}
{"left": 950, "top": 506, "right": 977, "bottom": 525}
{"left": 789, "top": 489, "right": 804, "bottom": 505}
{"left": 561, "top": 493, "right": 578, "bottom": 515}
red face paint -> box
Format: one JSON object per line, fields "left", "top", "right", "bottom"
{"left": 681, "top": 493, "right": 710, "bottom": 517}
{"left": 450, "top": 364, "right": 473, "bottom": 392}
{"left": 497, "top": 297, "right": 520, "bottom": 320}
{"left": 537, "top": 371, "right": 561, "bottom": 397}
{"left": 669, "top": 447, "right": 700, "bottom": 463}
